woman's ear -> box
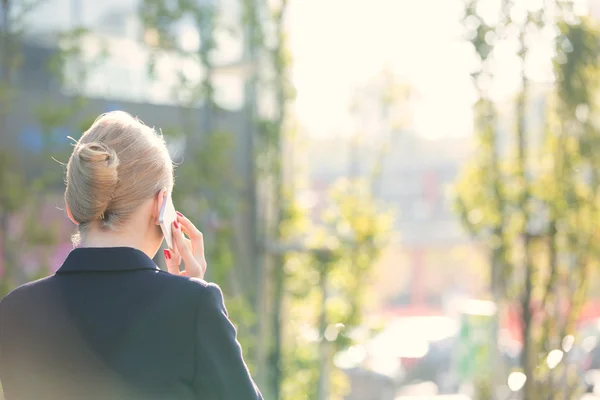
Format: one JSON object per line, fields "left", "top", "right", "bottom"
{"left": 65, "top": 202, "right": 79, "bottom": 226}
{"left": 154, "top": 189, "right": 168, "bottom": 225}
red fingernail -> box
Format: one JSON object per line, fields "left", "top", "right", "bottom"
{"left": 164, "top": 249, "right": 171, "bottom": 260}
{"left": 173, "top": 221, "right": 179, "bottom": 229}
{"left": 176, "top": 211, "right": 183, "bottom": 217}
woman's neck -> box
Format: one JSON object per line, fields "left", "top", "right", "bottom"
{"left": 81, "top": 225, "right": 159, "bottom": 259}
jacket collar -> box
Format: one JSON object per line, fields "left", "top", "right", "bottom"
{"left": 57, "top": 247, "right": 159, "bottom": 274}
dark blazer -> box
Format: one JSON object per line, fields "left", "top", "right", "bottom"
{"left": 0, "top": 247, "right": 263, "bottom": 400}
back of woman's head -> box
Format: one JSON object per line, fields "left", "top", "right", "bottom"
{"left": 65, "top": 111, "right": 173, "bottom": 241}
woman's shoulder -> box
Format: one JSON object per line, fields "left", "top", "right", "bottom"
{"left": 152, "top": 270, "right": 223, "bottom": 301}
{"left": 148, "top": 272, "right": 227, "bottom": 317}
{"left": 1, "top": 275, "right": 53, "bottom": 305}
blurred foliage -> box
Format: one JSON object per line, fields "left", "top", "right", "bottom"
{"left": 140, "top": 0, "right": 216, "bottom": 109}
{"left": 0, "top": 0, "right": 76, "bottom": 298}
{"left": 455, "top": 1, "right": 600, "bottom": 398}
{"left": 281, "top": 179, "right": 394, "bottom": 399}
{"left": 320, "top": 179, "right": 395, "bottom": 343}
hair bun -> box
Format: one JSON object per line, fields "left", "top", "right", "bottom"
{"left": 66, "top": 142, "right": 120, "bottom": 224}
{"left": 78, "top": 142, "right": 119, "bottom": 166}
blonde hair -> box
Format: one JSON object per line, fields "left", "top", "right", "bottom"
{"left": 65, "top": 111, "right": 173, "bottom": 243}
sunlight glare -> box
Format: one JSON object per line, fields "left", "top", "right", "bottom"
{"left": 333, "top": 345, "right": 366, "bottom": 369}
{"left": 179, "top": 26, "right": 200, "bottom": 53}
{"left": 582, "top": 335, "right": 598, "bottom": 353}
{"left": 508, "top": 372, "right": 527, "bottom": 392}
{"left": 510, "top": 2, "right": 529, "bottom": 25}
{"left": 574, "top": 0, "right": 589, "bottom": 16}
{"left": 546, "top": 349, "right": 564, "bottom": 370}
{"left": 476, "top": 0, "right": 501, "bottom": 26}
{"left": 562, "top": 335, "right": 575, "bottom": 353}
{"left": 525, "top": 0, "right": 544, "bottom": 12}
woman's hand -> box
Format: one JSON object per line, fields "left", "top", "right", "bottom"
{"left": 163, "top": 212, "right": 207, "bottom": 279}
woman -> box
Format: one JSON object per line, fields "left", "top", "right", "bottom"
{"left": 0, "top": 111, "right": 263, "bottom": 400}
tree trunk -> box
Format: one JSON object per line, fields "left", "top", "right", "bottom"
{"left": 0, "top": 213, "right": 11, "bottom": 296}
{"left": 0, "top": 0, "right": 12, "bottom": 296}
{"left": 270, "top": 254, "right": 284, "bottom": 400}
{"left": 317, "top": 261, "right": 329, "bottom": 400}
{"left": 238, "top": 0, "right": 265, "bottom": 384}
{"left": 267, "top": 2, "right": 289, "bottom": 398}
{"left": 1, "top": 1, "right": 8, "bottom": 79}
{"left": 516, "top": 22, "right": 535, "bottom": 397}
{"left": 521, "top": 250, "right": 534, "bottom": 398}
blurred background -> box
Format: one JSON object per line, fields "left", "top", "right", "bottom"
{"left": 4, "top": 0, "right": 600, "bottom": 399}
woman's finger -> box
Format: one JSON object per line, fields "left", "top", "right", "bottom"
{"left": 176, "top": 212, "right": 202, "bottom": 239}
{"left": 172, "top": 220, "right": 201, "bottom": 278}
{"left": 177, "top": 213, "right": 205, "bottom": 255}
{"left": 163, "top": 249, "right": 180, "bottom": 275}
{"left": 167, "top": 244, "right": 182, "bottom": 271}
{"left": 175, "top": 213, "right": 207, "bottom": 278}
{"left": 185, "top": 233, "right": 206, "bottom": 277}
{"left": 173, "top": 248, "right": 182, "bottom": 266}
{"left": 169, "top": 240, "right": 182, "bottom": 264}
{"left": 177, "top": 213, "right": 206, "bottom": 275}
{"left": 172, "top": 221, "right": 193, "bottom": 261}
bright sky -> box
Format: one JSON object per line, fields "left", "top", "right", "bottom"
{"left": 286, "top": 0, "right": 583, "bottom": 139}
{"left": 288, "top": 0, "right": 477, "bottom": 139}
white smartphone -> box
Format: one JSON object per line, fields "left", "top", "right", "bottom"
{"left": 159, "top": 193, "right": 177, "bottom": 249}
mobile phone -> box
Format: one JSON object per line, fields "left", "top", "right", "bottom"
{"left": 159, "top": 193, "right": 177, "bottom": 249}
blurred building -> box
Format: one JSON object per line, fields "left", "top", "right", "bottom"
{"left": 20, "top": 0, "right": 247, "bottom": 109}
{"left": 378, "top": 131, "right": 482, "bottom": 306}
{"left": 306, "top": 130, "right": 488, "bottom": 311}
{"left": 1, "top": 0, "right": 263, "bottom": 274}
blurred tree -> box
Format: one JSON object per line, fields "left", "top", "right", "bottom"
{"left": 0, "top": 2, "right": 101, "bottom": 297}
{"left": 455, "top": 1, "right": 600, "bottom": 398}
{"left": 0, "top": 0, "right": 23, "bottom": 295}
{"left": 261, "top": 0, "right": 293, "bottom": 398}
{"left": 241, "top": 0, "right": 268, "bottom": 389}
{"left": 535, "top": 12, "right": 600, "bottom": 399}
{"left": 348, "top": 67, "right": 413, "bottom": 194}
{"left": 279, "top": 179, "right": 394, "bottom": 400}
{"left": 320, "top": 179, "right": 394, "bottom": 399}
{"left": 0, "top": 0, "right": 61, "bottom": 297}
{"left": 455, "top": 0, "right": 507, "bottom": 309}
